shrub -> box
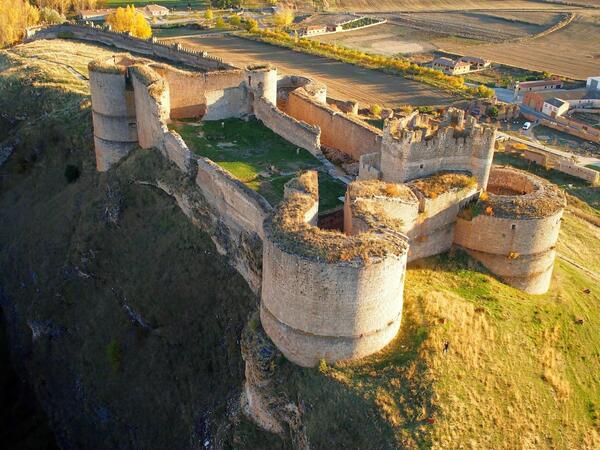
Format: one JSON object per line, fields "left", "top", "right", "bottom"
{"left": 215, "top": 17, "right": 226, "bottom": 29}
{"left": 106, "top": 339, "right": 123, "bottom": 373}
{"left": 370, "top": 104, "right": 382, "bottom": 117}
{"left": 228, "top": 15, "right": 241, "bottom": 27}
{"left": 487, "top": 106, "right": 499, "bottom": 119}
{"left": 318, "top": 358, "right": 329, "bottom": 374}
{"left": 204, "top": 9, "right": 213, "bottom": 20}
{"left": 244, "top": 18, "right": 258, "bottom": 32}
{"left": 64, "top": 164, "right": 80, "bottom": 183}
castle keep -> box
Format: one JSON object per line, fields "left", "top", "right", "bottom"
{"left": 30, "top": 25, "right": 566, "bottom": 369}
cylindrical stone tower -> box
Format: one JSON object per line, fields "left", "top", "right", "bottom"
{"left": 89, "top": 60, "right": 138, "bottom": 171}
{"left": 246, "top": 64, "right": 278, "bottom": 105}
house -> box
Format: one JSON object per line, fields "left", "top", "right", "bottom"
{"left": 459, "top": 56, "right": 491, "bottom": 71}
{"left": 542, "top": 97, "right": 569, "bottom": 118}
{"left": 523, "top": 89, "right": 600, "bottom": 112}
{"left": 431, "top": 57, "right": 471, "bottom": 76}
{"left": 513, "top": 78, "right": 563, "bottom": 98}
{"left": 78, "top": 9, "right": 112, "bottom": 22}
{"left": 142, "top": 4, "right": 170, "bottom": 18}
{"left": 297, "top": 25, "right": 327, "bottom": 36}
{"left": 587, "top": 76, "right": 600, "bottom": 92}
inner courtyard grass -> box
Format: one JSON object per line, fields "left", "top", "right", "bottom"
{"left": 170, "top": 118, "right": 346, "bottom": 211}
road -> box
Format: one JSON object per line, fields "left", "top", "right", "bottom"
{"left": 163, "top": 34, "right": 459, "bottom": 107}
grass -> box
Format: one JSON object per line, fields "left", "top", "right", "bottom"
{"left": 170, "top": 119, "right": 345, "bottom": 211}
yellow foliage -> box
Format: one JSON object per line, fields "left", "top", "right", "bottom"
{"left": 273, "top": 8, "right": 294, "bottom": 28}
{"left": 0, "top": 0, "right": 40, "bottom": 47}
{"left": 106, "top": 5, "right": 152, "bottom": 40}
{"left": 479, "top": 191, "right": 489, "bottom": 201}
{"left": 485, "top": 206, "right": 494, "bottom": 216}
{"left": 204, "top": 9, "right": 213, "bottom": 20}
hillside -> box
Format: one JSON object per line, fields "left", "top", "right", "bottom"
{"left": 1, "top": 39, "right": 600, "bottom": 449}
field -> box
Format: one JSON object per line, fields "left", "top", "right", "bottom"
{"left": 444, "top": 12, "right": 600, "bottom": 79}
{"left": 170, "top": 119, "right": 346, "bottom": 211}
{"left": 292, "top": 0, "right": 593, "bottom": 12}
{"left": 168, "top": 34, "right": 459, "bottom": 107}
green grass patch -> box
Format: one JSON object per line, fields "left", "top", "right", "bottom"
{"left": 171, "top": 119, "right": 345, "bottom": 210}
{"left": 585, "top": 164, "right": 600, "bottom": 172}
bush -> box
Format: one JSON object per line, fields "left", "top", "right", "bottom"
{"left": 370, "top": 104, "right": 382, "bottom": 117}
{"left": 204, "top": 9, "right": 213, "bottom": 20}
{"left": 215, "top": 17, "right": 226, "bottom": 29}
{"left": 487, "top": 106, "right": 499, "bottom": 119}
{"left": 106, "top": 339, "right": 123, "bottom": 373}
{"left": 228, "top": 15, "right": 241, "bottom": 27}
{"left": 64, "top": 164, "right": 81, "bottom": 183}
{"left": 244, "top": 18, "right": 258, "bottom": 32}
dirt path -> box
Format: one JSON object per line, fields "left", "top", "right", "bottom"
{"left": 167, "top": 34, "right": 458, "bottom": 107}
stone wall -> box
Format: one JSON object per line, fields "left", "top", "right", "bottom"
{"left": 407, "top": 185, "right": 478, "bottom": 261}
{"left": 557, "top": 160, "right": 599, "bottom": 184}
{"left": 286, "top": 90, "right": 382, "bottom": 160}
{"left": 454, "top": 167, "right": 565, "bottom": 294}
{"left": 378, "top": 113, "right": 496, "bottom": 188}
{"left": 253, "top": 96, "right": 321, "bottom": 155}
{"left": 28, "top": 24, "right": 232, "bottom": 71}
{"left": 130, "top": 66, "right": 171, "bottom": 150}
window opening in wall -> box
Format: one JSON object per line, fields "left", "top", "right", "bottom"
{"left": 511, "top": 224, "right": 516, "bottom": 230}
{"left": 419, "top": 164, "right": 424, "bottom": 169}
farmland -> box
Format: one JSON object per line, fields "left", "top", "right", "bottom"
{"left": 444, "top": 12, "right": 600, "bottom": 80}
{"left": 169, "top": 34, "right": 459, "bottom": 107}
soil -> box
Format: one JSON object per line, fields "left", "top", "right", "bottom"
{"left": 172, "top": 34, "right": 459, "bottom": 107}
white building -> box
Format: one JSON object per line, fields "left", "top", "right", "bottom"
{"left": 542, "top": 97, "right": 569, "bottom": 117}
{"left": 587, "top": 76, "right": 600, "bottom": 92}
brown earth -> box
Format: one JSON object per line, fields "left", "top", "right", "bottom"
{"left": 172, "top": 34, "right": 459, "bottom": 107}
{"left": 292, "top": 0, "right": 593, "bottom": 12}
{"left": 443, "top": 12, "right": 600, "bottom": 79}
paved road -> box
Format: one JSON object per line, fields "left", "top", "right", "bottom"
{"left": 164, "top": 34, "right": 459, "bottom": 107}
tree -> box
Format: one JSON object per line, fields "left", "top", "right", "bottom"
{"left": 244, "top": 17, "right": 258, "bottom": 32}
{"left": 487, "top": 106, "right": 499, "bottom": 120}
{"left": 39, "top": 6, "right": 65, "bottom": 24}
{"left": 370, "top": 104, "right": 382, "bottom": 117}
{"left": 215, "top": 17, "right": 226, "bottom": 28}
{"left": 204, "top": 9, "right": 213, "bottom": 20}
{"left": 273, "top": 8, "right": 294, "bottom": 28}
{"left": 228, "top": 14, "right": 241, "bottom": 27}
{"left": 106, "top": 5, "right": 152, "bottom": 40}
{"left": 0, "top": 0, "right": 40, "bottom": 48}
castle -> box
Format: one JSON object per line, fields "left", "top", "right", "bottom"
{"left": 30, "top": 25, "right": 566, "bottom": 369}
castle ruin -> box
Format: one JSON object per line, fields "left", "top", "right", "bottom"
{"left": 32, "top": 24, "right": 566, "bottom": 370}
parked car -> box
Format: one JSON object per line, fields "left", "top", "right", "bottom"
{"left": 522, "top": 121, "right": 532, "bottom": 130}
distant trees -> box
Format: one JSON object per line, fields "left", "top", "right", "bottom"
{"left": 0, "top": 0, "right": 40, "bottom": 48}
{"left": 228, "top": 14, "right": 241, "bottom": 27}
{"left": 212, "top": 0, "right": 241, "bottom": 8}
{"left": 39, "top": 6, "right": 65, "bottom": 24}
{"left": 106, "top": 5, "right": 152, "bottom": 39}
{"left": 32, "top": 0, "right": 97, "bottom": 15}
{"left": 204, "top": 9, "right": 213, "bottom": 20}
{"left": 243, "top": 17, "right": 258, "bottom": 32}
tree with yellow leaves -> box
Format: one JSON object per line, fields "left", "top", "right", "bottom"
{"left": 0, "top": 0, "right": 40, "bottom": 48}
{"left": 273, "top": 8, "right": 294, "bottom": 28}
{"left": 106, "top": 5, "right": 152, "bottom": 40}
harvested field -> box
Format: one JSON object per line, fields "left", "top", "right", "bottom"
{"left": 386, "top": 11, "right": 557, "bottom": 42}
{"left": 171, "top": 34, "right": 459, "bottom": 106}
{"left": 314, "top": 23, "right": 441, "bottom": 55}
{"left": 443, "top": 13, "right": 600, "bottom": 79}
{"left": 295, "top": 0, "right": 586, "bottom": 12}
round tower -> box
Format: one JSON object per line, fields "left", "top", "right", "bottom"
{"left": 246, "top": 64, "right": 278, "bottom": 105}
{"left": 454, "top": 166, "right": 566, "bottom": 294}
{"left": 89, "top": 60, "right": 138, "bottom": 171}
{"left": 261, "top": 172, "right": 409, "bottom": 367}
